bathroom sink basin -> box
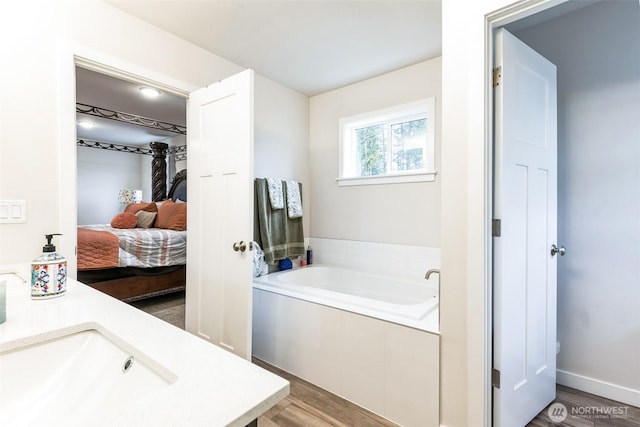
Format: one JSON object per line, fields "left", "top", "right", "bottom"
{"left": 0, "top": 323, "right": 176, "bottom": 426}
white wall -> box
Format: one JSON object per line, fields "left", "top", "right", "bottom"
{"left": 514, "top": 0, "right": 640, "bottom": 404}
{"left": 0, "top": 0, "right": 307, "bottom": 264}
{"left": 254, "top": 74, "right": 310, "bottom": 235}
{"left": 0, "top": 0, "right": 243, "bottom": 263}
{"left": 309, "top": 58, "right": 442, "bottom": 247}
{"left": 441, "top": 1, "right": 517, "bottom": 425}
{"left": 77, "top": 146, "right": 149, "bottom": 225}
{"left": 310, "top": 238, "right": 441, "bottom": 284}
{"left": 140, "top": 149, "right": 153, "bottom": 200}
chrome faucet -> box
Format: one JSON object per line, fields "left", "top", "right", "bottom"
{"left": 425, "top": 269, "right": 441, "bottom": 331}
{"left": 425, "top": 269, "right": 440, "bottom": 280}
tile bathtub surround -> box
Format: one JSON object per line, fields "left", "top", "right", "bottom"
{"left": 308, "top": 238, "right": 440, "bottom": 281}
{"left": 253, "top": 287, "right": 440, "bottom": 427}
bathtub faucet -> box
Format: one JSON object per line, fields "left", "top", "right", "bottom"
{"left": 425, "top": 269, "right": 441, "bottom": 329}
{"left": 425, "top": 269, "right": 441, "bottom": 300}
{"left": 425, "top": 269, "right": 440, "bottom": 280}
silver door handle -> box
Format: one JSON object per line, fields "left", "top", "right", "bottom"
{"left": 550, "top": 244, "right": 566, "bottom": 257}
{"left": 233, "top": 241, "right": 247, "bottom": 252}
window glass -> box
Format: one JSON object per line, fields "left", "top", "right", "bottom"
{"left": 391, "top": 118, "right": 426, "bottom": 172}
{"left": 356, "top": 124, "right": 386, "bottom": 176}
{"left": 338, "top": 98, "right": 435, "bottom": 186}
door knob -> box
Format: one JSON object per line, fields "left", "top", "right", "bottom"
{"left": 233, "top": 241, "right": 247, "bottom": 252}
{"left": 550, "top": 244, "right": 566, "bottom": 257}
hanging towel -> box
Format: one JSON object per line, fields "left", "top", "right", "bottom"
{"left": 254, "top": 178, "right": 305, "bottom": 265}
{"left": 266, "top": 178, "right": 284, "bottom": 209}
{"left": 285, "top": 180, "right": 303, "bottom": 219}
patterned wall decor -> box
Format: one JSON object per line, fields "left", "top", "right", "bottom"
{"left": 76, "top": 103, "right": 187, "bottom": 135}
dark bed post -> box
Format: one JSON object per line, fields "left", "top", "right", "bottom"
{"left": 150, "top": 142, "right": 169, "bottom": 202}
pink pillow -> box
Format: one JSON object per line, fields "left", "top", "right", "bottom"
{"left": 124, "top": 202, "right": 157, "bottom": 215}
{"left": 111, "top": 212, "right": 138, "bottom": 229}
{"left": 155, "top": 200, "right": 187, "bottom": 231}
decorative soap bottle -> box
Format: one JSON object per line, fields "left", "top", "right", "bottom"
{"left": 31, "top": 234, "right": 67, "bottom": 299}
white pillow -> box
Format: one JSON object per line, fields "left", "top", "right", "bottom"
{"left": 135, "top": 210, "right": 157, "bottom": 228}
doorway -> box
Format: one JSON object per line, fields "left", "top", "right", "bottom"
{"left": 489, "top": 0, "right": 640, "bottom": 424}
{"left": 60, "top": 48, "right": 257, "bottom": 362}
{"left": 74, "top": 66, "right": 188, "bottom": 303}
{"left": 58, "top": 49, "right": 194, "bottom": 277}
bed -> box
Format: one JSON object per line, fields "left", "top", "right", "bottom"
{"left": 77, "top": 170, "right": 187, "bottom": 302}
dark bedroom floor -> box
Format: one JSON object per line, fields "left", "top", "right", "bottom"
{"left": 130, "top": 291, "right": 185, "bottom": 330}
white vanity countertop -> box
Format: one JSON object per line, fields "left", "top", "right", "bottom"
{"left": 0, "top": 263, "right": 289, "bottom": 427}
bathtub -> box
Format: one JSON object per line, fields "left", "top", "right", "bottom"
{"left": 252, "top": 265, "right": 439, "bottom": 332}
{"left": 252, "top": 265, "right": 440, "bottom": 427}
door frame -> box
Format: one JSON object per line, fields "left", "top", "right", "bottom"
{"left": 57, "top": 42, "right": 196, "bottom": 276}
{"left": 484, "top": 1, "right": 568, "bottom": 425}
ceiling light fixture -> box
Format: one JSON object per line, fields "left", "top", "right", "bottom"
{"left": 77, "top": 120, "right": 96, "bottom": 129}
{"left": 139, "top": 87, "right": 162, "bottom": 98}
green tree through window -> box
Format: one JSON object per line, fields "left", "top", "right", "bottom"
{"left": 356, "top": 124, "right": 386, "bottom": 176}
{"left": 339, "top": 97, "right": 435, "bottom": 185}
{"left": 391, "top": 118, "right": 426, "bottom": 172}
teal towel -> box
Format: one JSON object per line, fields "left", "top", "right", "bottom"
{"left": 254, "top": 178, "right": 305, "bottom": 265}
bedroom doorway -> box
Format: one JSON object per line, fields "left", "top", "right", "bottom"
{"left": 74, "top": 67, "right": 189, "bottom": 303}
{"left": 58, "top": 47, "right": 196, "bottom": 277}
{"left": 61, "top": 49, "right": 257, "bottom": 362}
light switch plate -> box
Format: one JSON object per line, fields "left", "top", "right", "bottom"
{"left": 0, "top": 200, "right": 27, "bottom": 223}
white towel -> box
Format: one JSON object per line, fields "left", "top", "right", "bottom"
{"left": 267, "top": 178, "right": 284, "bottom": 210}
{"left": 285, "top": 180, "right": 303, "bottom": 219}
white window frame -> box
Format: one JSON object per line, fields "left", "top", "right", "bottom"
{"left": 337, "top": 98, "right": 436, "bottom": 186}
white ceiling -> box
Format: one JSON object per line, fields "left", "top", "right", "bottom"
{"left": 78, "top": 0, "right": 441, "bottom": 147}
{"left": 106, "top": 0, "right": 443, "bottom": 96}
{"left": 80, "top": 0, "right": 601, "bottom": 147}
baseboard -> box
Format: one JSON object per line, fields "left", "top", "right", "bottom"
{"left": 557, "top": 369, "right": 640, "bottom": 407}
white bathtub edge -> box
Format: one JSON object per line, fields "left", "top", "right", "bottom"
{"left": 253, "top": 266, "right": 440, "bottom": 334}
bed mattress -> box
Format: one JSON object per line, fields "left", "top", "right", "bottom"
{"left": 78, "top": 225, "right": 186, "bottom": 269}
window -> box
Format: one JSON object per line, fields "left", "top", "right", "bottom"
{"left": 338, "top": 98, "right": 436, "bottom": 186}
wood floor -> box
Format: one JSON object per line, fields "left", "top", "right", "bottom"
{"left": 133, "top": 293, "right": 640, "bottom": 427}
{"left": 529, "top": 385, "right": 640, "bottom": 427}
{"left": 253, "top": 358, "right": 398, "bottom": 427}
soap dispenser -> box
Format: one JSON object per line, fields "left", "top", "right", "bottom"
{"left": 31, "top": 234, "right": 67, "bottom": 299}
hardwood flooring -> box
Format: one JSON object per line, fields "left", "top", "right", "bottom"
{"left": 529, "top": 384, "right": 640, "bottom": 427}
{"left": 253, "top": 358, "right": 398, "bottom": 427}
{"left": 130, "top": 291, "right": 185, "bottom": 329}
{"left": 134, "top": 293, "right": 639, "bottom": 427}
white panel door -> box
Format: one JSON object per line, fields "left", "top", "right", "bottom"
{"left": 493, "top": 28, "right": 558, "bottom": 426}
{"left": 186, "top": 70, "right": 254, "bottom": 360}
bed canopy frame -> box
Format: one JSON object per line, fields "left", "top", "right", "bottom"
{"left": 76, "top": 102, "right": 186, "bottom": 201}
